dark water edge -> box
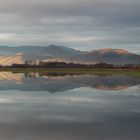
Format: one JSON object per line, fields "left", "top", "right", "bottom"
{"left": 0, "top": 68, "right": 140, "bottom": 77}
{"left": 0, "top": 122, "right": 139, "bottom": 140}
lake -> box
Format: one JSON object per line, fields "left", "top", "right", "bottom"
{"left": 0, "top": 72, "right": 140, "bottom": 140}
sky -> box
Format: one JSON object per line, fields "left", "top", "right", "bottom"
{"left": 0, "top": 0, "right": 139, "bottom": 52}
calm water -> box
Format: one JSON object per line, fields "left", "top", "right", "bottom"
{"left": 0, "top": 72, "right": 140, "bottom": 140}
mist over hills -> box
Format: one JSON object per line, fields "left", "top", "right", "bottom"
{"left": 0, "top": 44, "right": 139, "bottom": 65}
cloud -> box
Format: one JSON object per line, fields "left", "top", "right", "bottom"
{"left": 0, "top": 0, "right": 139, "bottom": 52}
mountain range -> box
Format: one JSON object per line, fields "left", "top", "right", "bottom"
{"left": 0, "top": 44, "right": 139, "bottom": 65}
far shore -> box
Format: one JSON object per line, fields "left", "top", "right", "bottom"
{"left": 0, "top": 68, "right": 140, "bottom": 77}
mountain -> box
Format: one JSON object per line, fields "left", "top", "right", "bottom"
{"left": 0, "top": 45, "right": 139, "bottom": 65}
{"left": 0, "top": 53, "right": 24, "bottom": 65}
{"left": 0, "top": 52, "right": 56, "bottom": 65}
{"left": 0, "top": 45, "right": 43, "bottom": 55}
{"left": 38, "top": 44, "right": 82, "bottom": 57}
{"left": 0, "top": 44, "right": 82, "bottom": 56}
{"left": 65, "top": 48, "right": 140, "bottom": 64}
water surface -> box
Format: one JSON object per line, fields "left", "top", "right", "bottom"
{"left": 0, "top": 72, "right": 139, "bottom": 140}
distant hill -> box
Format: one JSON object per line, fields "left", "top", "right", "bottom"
{"left": 67, "top": 48, "right": 140, "bottom": 64}
{"left": 0, "top": 44, "right": 82, "bottom": 56}
{"left": 0, "top": 45, "right": 42, "bottom": 55}
{"left": 38, "top": 44, "right": 82, "bottom": 57}
{"left": 0, "top": 45, "right": 139, "bottom": 65}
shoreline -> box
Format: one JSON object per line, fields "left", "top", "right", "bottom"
{"left": 0, "top": 68, "right": 139, "bottom": 77}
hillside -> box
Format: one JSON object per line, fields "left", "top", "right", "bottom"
{"left": 0, "top": 46, "right": 139, "bottom": 65}
{"left": 39, "top": 44, "right": 82, "bottom": 57}
{"left": 67, "top": 48, "right": 140, "bottom": 64}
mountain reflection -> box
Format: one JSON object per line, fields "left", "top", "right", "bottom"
{"left": 0, "top": 72, "right": 139, "bottom": 92}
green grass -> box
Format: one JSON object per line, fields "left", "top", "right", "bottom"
{"left": 0, "top": 68, "right": 140, "bottom": 77}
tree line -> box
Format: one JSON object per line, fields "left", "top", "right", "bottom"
{"left": 0, "top": 61, "right": 140, "bottom": 69}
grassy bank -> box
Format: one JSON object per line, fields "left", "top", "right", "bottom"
{"left": 0, "top": 68, "right": 140, "bottom": 77}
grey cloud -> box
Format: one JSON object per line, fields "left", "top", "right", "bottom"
{"left": 0, "top": 0, "right": 139, "bottom": 52}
